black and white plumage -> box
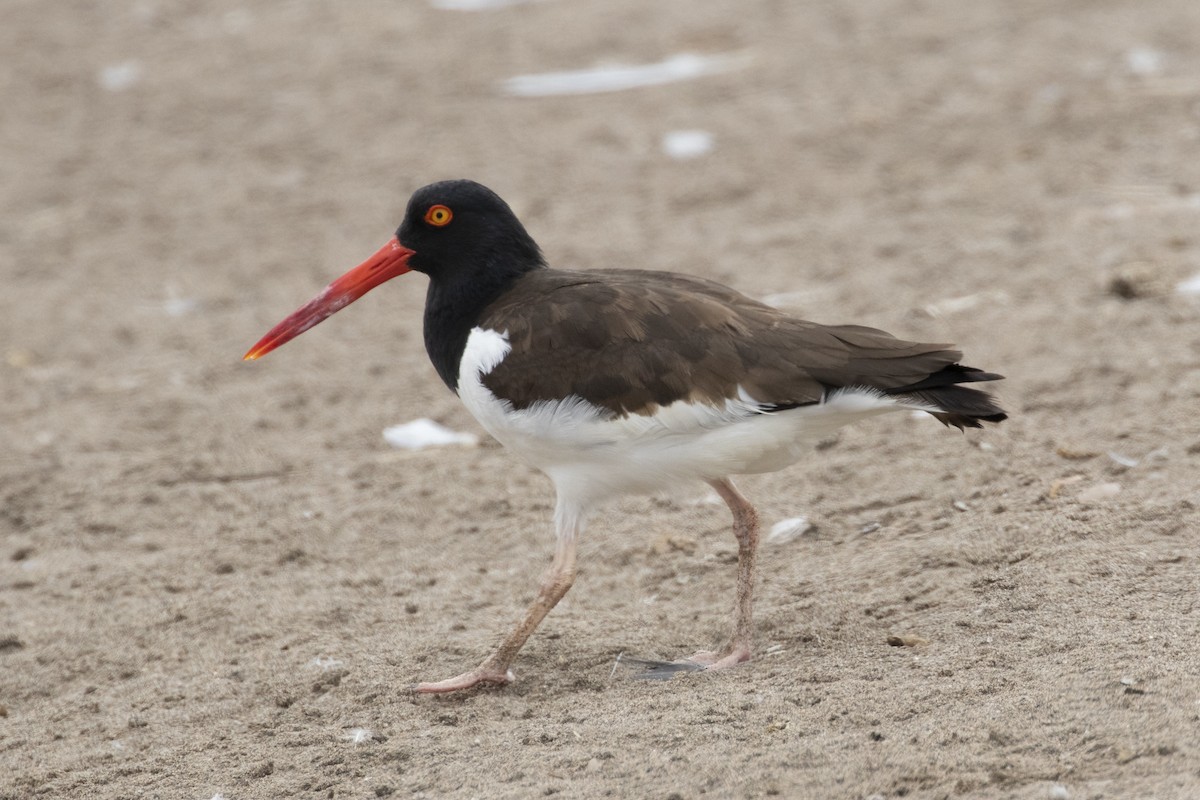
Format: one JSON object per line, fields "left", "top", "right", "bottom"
{"left": 245, "top": 179, "right": 1006, "bottom": 693}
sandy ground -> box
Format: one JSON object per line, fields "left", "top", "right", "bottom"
{"left": 3, "top": 1, "right": 1200, "bottom": 798}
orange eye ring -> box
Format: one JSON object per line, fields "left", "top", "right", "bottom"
{"left": 425, "top": 204, "right": 453, "bottom": 226}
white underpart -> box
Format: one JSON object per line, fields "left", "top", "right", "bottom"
{"left": 458, "top": 327, "right": 934, "bottom": 512}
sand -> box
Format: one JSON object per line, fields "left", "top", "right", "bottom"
{"left": 3, "top": 1, "right": 1199, "bottom": 798}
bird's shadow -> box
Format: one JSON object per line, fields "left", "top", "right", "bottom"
{"left": 613, "top": 654, "right": 708, "bottom": 681}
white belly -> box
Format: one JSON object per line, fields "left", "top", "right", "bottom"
{"left": 457, "top": 327, "right": 916, "bottom": 508}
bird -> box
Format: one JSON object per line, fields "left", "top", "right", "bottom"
{"left": 244, "top": 179, "right": 1006, "bottom": 693}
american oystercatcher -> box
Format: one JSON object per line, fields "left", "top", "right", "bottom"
{"left": 245, "top": 180, "right": 1006, "bottom": 693}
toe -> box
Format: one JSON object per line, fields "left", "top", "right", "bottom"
{"left": 702, "top": 647, "right": 751, "bottom": 672}
{"left": 411, "top": 668, "right": 514, "bottom": 694}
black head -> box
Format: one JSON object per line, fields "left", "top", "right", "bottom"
{"left": 396, "top": 181, "right": 547, "bottom": 391}
{"left": 397, "top": 180, "right": 545, "bottom": 282}
{"left": 242, "top": 179, "right": 544, "bottom": 386}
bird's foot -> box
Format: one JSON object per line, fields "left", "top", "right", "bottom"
{"left": 410, "top": 665, "right": 515, "bottom": 694}
{"left": 683, "top": 646, "right": 751, "bottom": 671}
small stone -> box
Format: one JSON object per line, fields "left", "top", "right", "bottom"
{"left": 1055, "top": 445, "right": 1098, "bottom": 460}
{"left": 887, "top": 634, "right": 929, "bottom": 647}
{"left": 585, "top": 757, "right": 603, "bottom": 773}
{"left": 1049, "top": 784, "right": 1070, "bottom": 800}
{"left": 1107, "top": 261, "right": 1169, "bottom": 299}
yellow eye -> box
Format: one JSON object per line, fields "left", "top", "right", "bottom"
{"left": 425, "top": 204, "right": 453, "bottom": 226}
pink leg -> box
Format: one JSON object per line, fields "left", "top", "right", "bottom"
{"left": 688, "top": 477, "right": 759, "bottom": 670}
{"left": 412, "top": 508, "right": 581, "bottom": 694}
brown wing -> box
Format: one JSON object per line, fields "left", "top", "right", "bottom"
{"left": 477, "top": 269, "right": 973, "bottom": 417}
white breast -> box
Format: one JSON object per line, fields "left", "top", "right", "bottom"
{"left": 457, "top": 327, "right": 923, "bottom": 508}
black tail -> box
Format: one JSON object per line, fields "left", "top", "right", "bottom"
{"left": 885, "top": 364, "right": 1008, "bottom": 430}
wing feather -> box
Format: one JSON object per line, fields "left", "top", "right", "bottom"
{"left": 477, "top": 269, "right": 984, "bottom": 418}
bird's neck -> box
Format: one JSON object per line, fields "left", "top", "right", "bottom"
{"left": 423, "top": 255, "right": 545, "bottom": 391}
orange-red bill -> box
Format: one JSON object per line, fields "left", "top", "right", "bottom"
{"left": 243, "top": 237, "right": 414, "bottom": 361}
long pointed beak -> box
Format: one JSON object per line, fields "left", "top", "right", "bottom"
{"left": 243, "top": 237, "right": 414, "bottom": 361}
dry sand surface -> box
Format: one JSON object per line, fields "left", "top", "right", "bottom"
{"left": 3, "top": 1, "right": 1200, "bottom": 798}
